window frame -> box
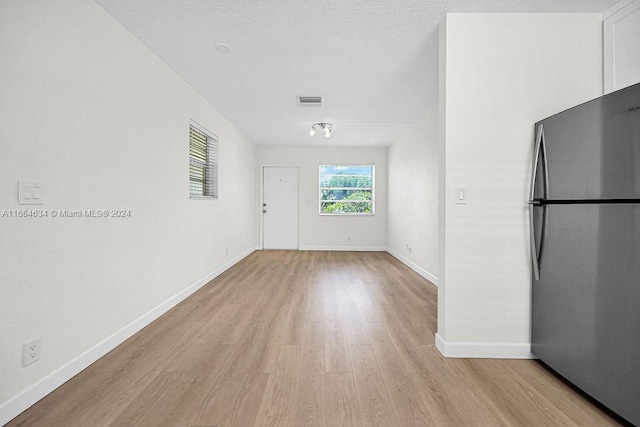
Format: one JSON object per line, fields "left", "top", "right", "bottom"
{"left": 318, "top": 164, "right": 375, "bottom": 216}
{"left": 189, "top": 121, "right": 218, "bottom": 200}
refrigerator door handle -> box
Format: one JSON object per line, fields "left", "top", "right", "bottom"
{"left": 541, "top": 128, "right": 549, "bottom": 199}
{"left": 539, "top": 126, "right": 549, "bottom": 271}
{"left": 529, "top": 124, "right": 545, "bottom": 281}
{"left": 529, "top": 203, "right": 540, "bottom": 281}
{"left": 529, "top": 124, "right": 544, "bottom": 202}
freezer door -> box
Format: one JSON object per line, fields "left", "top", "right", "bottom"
{"left": 536, "top": 83, "right": 640, "bottom": 200}
{"left": 532, "top": 203, "right": 640, "bottom": 425}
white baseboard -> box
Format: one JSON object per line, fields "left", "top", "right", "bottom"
{"left": 386, "top": 248, "right": 439, "bottom": 286}
{"left": 0, "top": 246, "right": 258, "bottom": 426}
{"left": 435, "top": 333, "right": 536, "bottom": 359}
{"left": 298, "top": 245, "right": 387, "bottom": 252}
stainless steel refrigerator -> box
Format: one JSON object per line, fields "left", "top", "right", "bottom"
{"left": 529, "top": 82, "right": 640, "bottom": 426}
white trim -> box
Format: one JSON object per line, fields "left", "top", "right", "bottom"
{"left": 189, "top": 119, "right": 218, "bottom": 140}
{"left": 318, "top": 212, "right": 374, "bottom": 217}
{"left": 435, "top": 332, "right": 447, "bottom": 355}
{"left": 603, "top": 16, "right": 614, "bottom": 94}
{"left": 386, "top": 248, "right": 439, "bottom": 286}
{"left": 603, "top": 0, "right": 637, "bottom": 20}
{"left": 435, "top": 333, "right": 536, "bottom": 359}
{"left": 299, "top": 245, "right": 387, "bottom": 252}
{"left": 0, "top": 246, "right": 258, "bottom": 426}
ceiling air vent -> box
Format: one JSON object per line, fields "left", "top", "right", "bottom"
{"left": 297, "top": 96, "right": 324, "bottom": 107}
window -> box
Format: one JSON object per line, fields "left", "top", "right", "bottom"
{"left": 189, "top": 123, "right": 218, "bottom": 199}
{"left": 319, "top": 164, "right": 374, "bottom": 215}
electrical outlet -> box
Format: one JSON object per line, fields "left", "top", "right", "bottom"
{"left": 22, "top": 338, "right": 41, "bottom": 367}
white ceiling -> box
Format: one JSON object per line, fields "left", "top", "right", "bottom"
{"left": 94, "top": 0, "right": 618, "bottom": 147}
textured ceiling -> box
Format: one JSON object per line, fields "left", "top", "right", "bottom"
{"left": 93, "top": 0, "right": 618, "bottom": 146}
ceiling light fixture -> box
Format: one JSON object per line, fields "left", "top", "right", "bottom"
{"left": 310, "top": 122, "right": 332, "bottom": 138}
{"left": 215, "top": 42, "right": 231, "bottom": 53}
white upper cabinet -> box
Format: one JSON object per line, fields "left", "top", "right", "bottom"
{"left": 604, "top": 0, "right": 640, "bottom": 93}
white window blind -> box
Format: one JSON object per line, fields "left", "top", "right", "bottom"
{"left": 189, "top": 123, "right": 218, "bottom": 199}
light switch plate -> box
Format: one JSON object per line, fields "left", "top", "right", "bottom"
{"left": 19, "top": 181, "right": 44, "bottom": 205}
{"left": 455, "top": 187, "right": 467, "bottom": 204}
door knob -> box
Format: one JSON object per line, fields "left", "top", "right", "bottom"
{"left": 263, "top": 203, "right": 267, "bottom": 207}
{"left": 262, "top": 209, "right": 267, "bottom": 213}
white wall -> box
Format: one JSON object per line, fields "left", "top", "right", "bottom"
{"left": 604, "top": 0, "right": 640, "bottom": 93}
{"left": 437, "top": 14, "right": 603, "bottom": 358}
{"left": 0, "top": 0, "right": 258, "bottom": 421}
{"left": 256, "top": 146, "right": 387, "bottom": 250}
{"left": 387, "top": 107, "right": 439, "bottom": 284}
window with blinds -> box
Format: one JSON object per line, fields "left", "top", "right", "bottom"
{"left": 319, "top": 164, "right": 374, "bottom": 215}
{"left": 189, "top": 123, "right": 218, "bottom": 199}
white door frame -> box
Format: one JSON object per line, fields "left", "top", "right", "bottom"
{"left": 260, "top": 164, "right": 300, "bottom": 250}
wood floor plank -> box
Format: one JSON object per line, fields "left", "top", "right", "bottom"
{"left": 323, "top": 273, "right": 341, "bottom": 304}
{"left": 463, "top": 371, "right": 581, "bottom": 427}
{"left": 7, "top": 355, "right": 163, "bottom": 427}
{"left": 376, "top": 305, "right": 432, "bottom": 373}
{"left": 217, "top": 311, "right": 281, "bottom": 376}
{"left": 349, "top": 279, "right": 373, "bottom": 306}
{"left": 326, "top": 373, "right": 363, "bottom": 427}
{"left": 447, "top": 356, "right": 516, "bottom": 377}
{"left": 222, "top": 300, "right": 263, "bottom": 344}
{"left": 325, "top": 303, "right": 353, "bottom": 373}
{"left": 291, "top": 321, "right": 326, "bottom": 427}
{"left": 340, "top": 300, "right": 370, "bottom": 345}
{"left": 109, "top": 372, "right": 199, "bottom": 427}
{"left": 411, "top": 372, "right": 507, "bottom": 426}
{"left": 153, "top": 344, "right": 250, "bottom": 426}
{"left": 401, "top": 275, "right": 437, "bottom": 302}
{"left": 418, "top": 345, "right": 467, "bottom": 376}
{"left": 7, "top": 251, "right": 625, "bottom": 427}
{"left": 349, "top": 344, "right": 400, "bottom": 426}
{"left": 194, "top": 371, "right": 270, "bottom": 427}
{"left": 254, "top": 345, "right": 303, "bottom": 427}
{"left": 386, "top": 296, "right": 434, "bottom": 345}
{"left": 355, "top": 300, "right": 389, "bottom": 322}
{"left": 305, "top": 290, "right": 325, "bottom": 321}
{"left": 257, "top": 303, "right": 291, "bottom": 348}
{"left": 193, "top": 302, "right": 247, "bottom": 344}
{"left": 506, "top": 360, "right": 622, "bottom": 426}
{"left": 362, "top": 285, "right": 393, "bottom": 306}
{"left": 254, "top": 344, "right": 281, "bottom": 374}
{"left": 364, "top": 322, "right": 434, "bottom": 426}
{"left": 51, "top": 320, "right": 203, "bottom": 426}
{"left": 283, "top": 292, "right": 308, "bottom": 345}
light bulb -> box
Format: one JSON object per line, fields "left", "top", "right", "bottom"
{"left": 323, "top": 127, "right": 330, "bottom": 134}
{"left": 309, "top": 129, "right": 315, "bottom": 136}
{"left": 325, "top": 130, "right": 331, "bottom": 138}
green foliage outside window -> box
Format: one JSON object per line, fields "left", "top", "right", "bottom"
{"left": 319, "top": 165, "right": 374, "bottom": 214}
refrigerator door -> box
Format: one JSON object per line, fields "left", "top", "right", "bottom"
{"left": 532, "top": 203, "right": 640, "bottom": 426}
{"left": 535, "top": 82, "right": 640, "bottom": 200}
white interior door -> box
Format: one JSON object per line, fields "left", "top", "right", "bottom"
{"left": 262, "top": 166, "right": 299, "bottom": 249}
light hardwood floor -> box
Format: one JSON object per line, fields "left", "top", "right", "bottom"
{"left": 8, "top": 251, "right": 626, "bottom": 426}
